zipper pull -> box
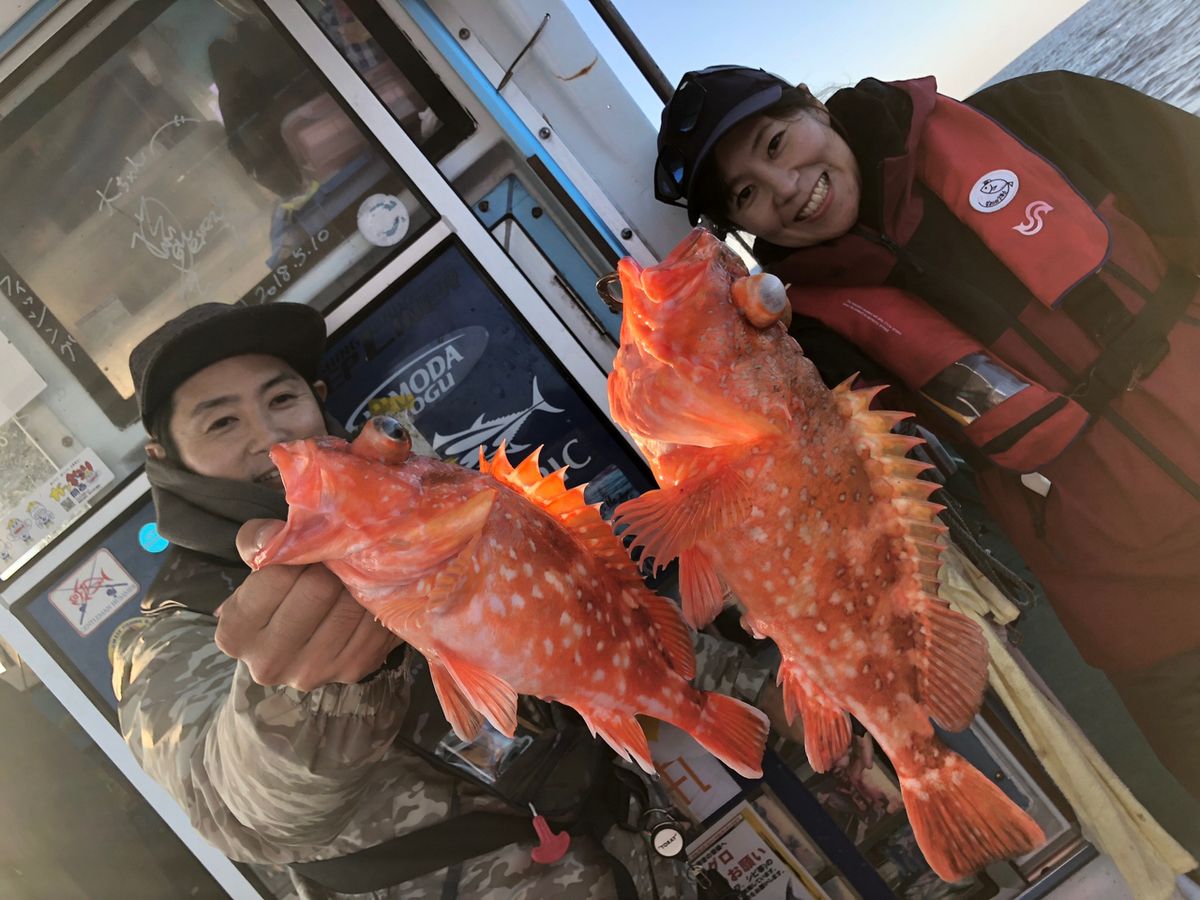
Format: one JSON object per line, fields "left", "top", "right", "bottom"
{"left": 528, "top": 803, "right": 570, "bottom": 864}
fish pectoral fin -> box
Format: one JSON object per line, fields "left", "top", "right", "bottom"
{"left": 778, "top": 663, "right": 852, "bottom": 773}
{"left": 395, "top": 489, "right": 496, "bottom": 572}
{"left": 613, "top": 466, "right": 750, "bottom": 576}
{"left": 371, "top": 590, "right": 433, "bottom": 635}
{"left": 431, "top": 650, "right": 518, "bottom": 739}
{"left": 578, "top": 708, "right": 654, "bottom": 775}
{"left": 426, "top": 532, "right": 483, "bottom": 610}
{"left": 620, "top": 367, "right": 780, "bottom": 448}
{"left": 679, "top": 546, "right": 727, "bottom": 629}
{"left": 916, "top": 598, "right": 989, "bottom": 731}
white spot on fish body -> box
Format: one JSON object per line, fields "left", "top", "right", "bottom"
{"left": 596, "top": 640, "right": 605, "bottom": 651}
{"left": 523, "top": 563, "right": 533, "bottom": 577}
{"left": 532, "top": 585, "right": 544, "bottom": 599}
{"left": 815, "top": 622, "right": 828, "bottom": 633}
{"left": 593, "top": 669, "right": 606, "bottom": 682}
{"left": 512, "top": 594, "right": 526, "bottom": 609}
{"left": 574, "top": 623, "right": 584, "bottom": 637}
{"left": 560, "top": 611, "right": 573, "bottom": 627}
{"left": 500, "top": 565, "right": 517, "bottom": 581}
{"left": 543, "top": 639, "right": 554, "bottom": 655}
{"left": 489, "top": 596, "right": 506, "bottom": 614}
{"left": 750, "top": 527, "right": 768, "bottom": 544}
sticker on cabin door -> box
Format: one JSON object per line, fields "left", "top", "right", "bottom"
{"left": 48, "top": 548, "right": 139, "bottom": 636}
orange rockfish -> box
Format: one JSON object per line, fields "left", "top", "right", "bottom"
{"left": 607, "top": 229, "right": 1043, "bottom": 880}
{"left": 249, "top": 416, "right": 768, "bottom": 778}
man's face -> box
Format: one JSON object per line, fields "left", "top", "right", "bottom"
{"left": 148, "top": 354, "right": 327, "bottom": 487}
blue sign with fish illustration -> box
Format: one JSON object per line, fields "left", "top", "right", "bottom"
{"left": 320, "top": 240, "right": 651, "bottom": 513}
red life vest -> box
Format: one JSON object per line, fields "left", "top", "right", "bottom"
{"left": 785, "top": 88, "right": 1198, "bottom": 486}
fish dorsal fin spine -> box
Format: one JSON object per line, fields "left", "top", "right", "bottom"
{"left": 482, "top": 443, "right": 697, "bottom": 678}
{"left": 480, "top": 444, "right": 641, "bottom": 580}
{"left": 833, "top": 375, "right": 987, "bottom": 730}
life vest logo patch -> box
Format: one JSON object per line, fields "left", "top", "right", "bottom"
{"left": 969, "top": 169, "right": 1019, "bottom": 213}
{"left": 1012, "top": 200, "right": 1054, "bottom": 236}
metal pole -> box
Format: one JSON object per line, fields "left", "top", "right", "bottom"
{"left": 586, "top": 0, "right": 673, "bottom": 103}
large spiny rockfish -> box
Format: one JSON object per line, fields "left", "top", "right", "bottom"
{"left": 249, "top": 417, "right": 769, "bottom": 778}
{"left": 607, "top": 229, "right": 1044, "bottom": 880}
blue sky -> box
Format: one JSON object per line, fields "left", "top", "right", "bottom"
{"left": 568, "top": 0, "right": 1089, "bottom": 120}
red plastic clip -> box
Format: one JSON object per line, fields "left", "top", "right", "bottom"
{"left": 528, "top": 803, "right": 570, "bottom": 864}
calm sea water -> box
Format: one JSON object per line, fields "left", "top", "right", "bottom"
{"left": 983, "top": 0, "right": 1200, "bottom": 114}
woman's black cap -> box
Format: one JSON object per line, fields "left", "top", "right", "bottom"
{"left": 654, "top": 65, "right": 791, "bottom": 224}
{"left": 128, "top": 302, "right": 327, "bottom": 429}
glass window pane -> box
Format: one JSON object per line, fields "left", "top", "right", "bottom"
{"left": 0, "top": 0, "right": 473, "bottom": 578}
{"left": 0, "top": 0, "right": 463, "bottom": 427}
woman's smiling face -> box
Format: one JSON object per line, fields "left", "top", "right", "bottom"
{"left": 713, "top": 107, "right": 862, "bottom": 247}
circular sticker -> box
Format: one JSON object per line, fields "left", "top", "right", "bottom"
{"left": 357, "top": 193, "right": 410, "bottom": 246}
{"left": 968, "top": 169, "right": 1019, "bottom": 214}
{"left": 651, "top": 823, "right": 685, "bottom": 858}
{"left": 138, "top": 521, "right": 169, "bottom": 553}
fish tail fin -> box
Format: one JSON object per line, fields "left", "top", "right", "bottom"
{"left": 899, "top": 754, "right": 1044, "bottom": 881}
{"left": 688, "top": 690, "right": 769, "bottom": 779}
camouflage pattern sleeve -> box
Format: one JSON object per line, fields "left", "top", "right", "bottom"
{"left": 111, "top": 611, "right": 410, "bottom": 863}
{"left": 691, "top": 631, "right": 774, "bottom": 703}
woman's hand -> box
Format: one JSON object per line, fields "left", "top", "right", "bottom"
{"left": 214, "top": 519, "right": 401, "bottom": 692}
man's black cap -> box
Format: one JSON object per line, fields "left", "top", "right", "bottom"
{"left": 654, "top": 65, "right": 791, "bottom": 224}
{"left": 129, "top": 302, "right": 327, "bottom": 430}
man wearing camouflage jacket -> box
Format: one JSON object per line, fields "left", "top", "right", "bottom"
{"left": 110, "top": 302, "right": 779, "bottom": 899}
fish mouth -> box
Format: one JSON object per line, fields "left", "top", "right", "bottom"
{"left": 267, "top": 442, "right": 317, "bottom": 507}
{"left": 253, "top": 468, "right": 284, "bottom": 491}
{"left": 793, "top": 172, "right": 831, "bottom": 223}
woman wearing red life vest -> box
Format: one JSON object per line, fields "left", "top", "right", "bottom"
{"left": 653, "top": 66, "right": 1200, "bottom": 799}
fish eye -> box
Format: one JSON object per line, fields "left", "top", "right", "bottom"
{"left": 375, "top": 416, "right": 409, "bottom": 442}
